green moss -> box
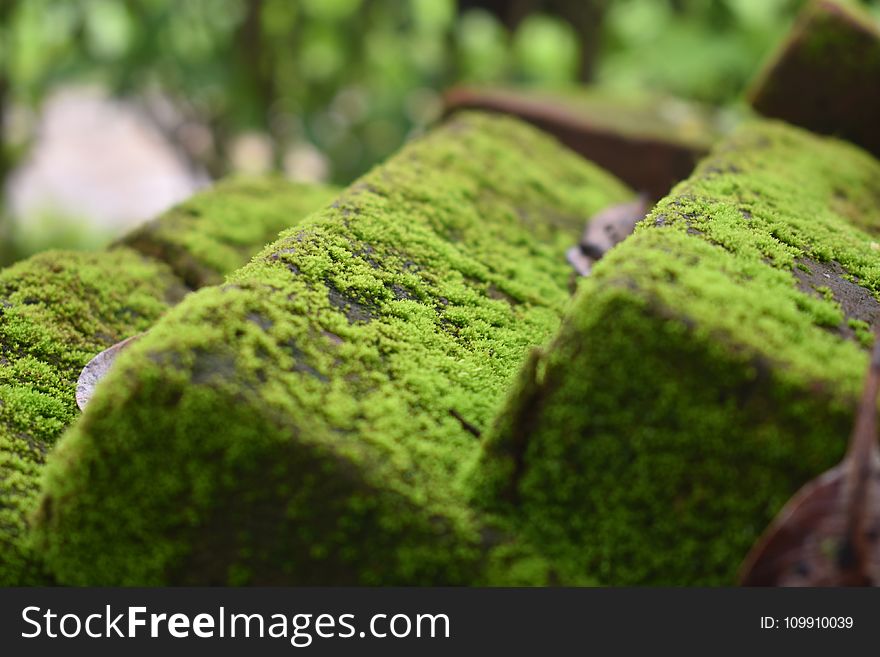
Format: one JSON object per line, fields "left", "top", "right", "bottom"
{"left": 848, "top": 318, "right": 874, "bottom": 347}
{"left": 33, "top": 112, "right": 631, "bottom": 585}
{"left": 468, "top": 119, "right": 880, "bottom": 585}
{"left": 120, "top": 176, "right": 340, "bottom": 288}
{"left": 0, "top": 179, "right": 335, "bottom": 585}
{"left": 0, "top": 249, "right": 182, "bottom": 585}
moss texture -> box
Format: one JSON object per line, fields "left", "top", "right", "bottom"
{"left": 0, "top": 250, "right": 183, "bottom": 585}
{"left": 33, "top": 112, "right": 631, "bottom": 585}
{"left": 468, "top": 119, "right": 880, "bottom": 585}
{"left": 0, "top": 178, "right": 336, "bottom": 585}
{"left": 749, "top": 0, "right": 880, "bottom": 158}
{"left": 120, "top": 176, "right": 340, "bottom": 288}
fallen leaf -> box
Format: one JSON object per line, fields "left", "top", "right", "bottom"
{"left": 568, "top": 195, "right": 649, "bottom": 278}
{"left": 739, "top": 332, "right": 880, "bottom": 586}
{"left": 76, "top": 334, "right": 143, "bottom": 411}
{"left": 566, "top": 245, "right": 594, "bottom": 277}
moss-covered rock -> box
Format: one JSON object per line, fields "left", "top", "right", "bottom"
{"left": 0, "top": 250, "right": 182, "bottom": 585}
{"left": 33, "top": 112, "right": 632, "bottom": 585}
{"left": 120, "top": 176, "right": 340, "bottom": 288}
{"left": 0, "top": 178, "right": 336, "bottom": 585}
{"left": 444, "top": 86, "right": 729, "bottom": 199}
{"left": 749, "top": 0, "right": 880, "bottom": 158}
{"left": 467, "top": 119, "right": 880, "bottom": 585}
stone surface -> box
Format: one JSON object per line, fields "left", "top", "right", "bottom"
{"left": 32, "top": 112, "right": 632, "bottom": 585}
{"left": 444, "top": 86, "right": 728, "bottom": 199}
{"left": 0, "top": 178, "right": 335, "bottom": 585}
{"left": 467, "top": 119, "right": 880, "bottom": 585}
{"left": 749, "top": 0, "right": 880, "bottom": 159}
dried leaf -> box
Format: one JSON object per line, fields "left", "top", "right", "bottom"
{"left": 76, "top": 334, "right": 143, "bottom": 411}
{"left": 566, "top": 245, "right": 594, "bottom": 277}
{"left": 568, "top": 194, "right": 649, "bottom": 278}
{"left": 739, "top": 332, "right": 880, "bottom": 586}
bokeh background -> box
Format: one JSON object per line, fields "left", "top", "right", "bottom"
{"left": 2, "top": 0, "right": 879, "bottom": 265}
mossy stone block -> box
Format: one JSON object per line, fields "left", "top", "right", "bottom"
{"left": 33, "top": 112, "right": 632, "bottom": 585}
{"left": 0, "top": 179, "right": 335, "bottom": 585}
{"left": 444, "top": 86, "right": 728, "bottom": 199}
{"left": 468, "top": 120, "right": 880, "bottom": 585}
{"left": 749, "top": 0, "right": 880, "bottom": 158}
{"left": 0, "top": 249, "right": 183, "bottom": 585}
{"left": 120, "top": 176, "right": 340, "bottom": 288}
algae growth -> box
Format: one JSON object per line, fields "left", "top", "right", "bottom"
{"left": 0, "top": 178, "right": 336, "bottom": 585}
{"left": 33, "top": 112, "right": 632, "bottom": 585}
{"left": 468, "top": 119, "right": 880, "bottom": 585}
{"left": 121, "top": 176, "right": 341, "bottom": 288}
{"left": 0, "top": 249, "right": 181, "bottom": 585}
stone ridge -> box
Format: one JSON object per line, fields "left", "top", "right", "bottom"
{"left": 444, "top": 86, "right": 724, "bottom": 199}
{"left": 468, "top": 119, "right": 880, "bottom": 585}
{"left": 32, "top": 112, "right": 632, "bottom": 585}
{"left": 0, "top": 178, "right": 337, "bottom": 585}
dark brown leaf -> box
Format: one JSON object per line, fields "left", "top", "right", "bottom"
{"left": 568, "top": 195, "right": 649, "bottom": 278}
{"left": 739, "top": 332, "right": 880, "bottom": 586}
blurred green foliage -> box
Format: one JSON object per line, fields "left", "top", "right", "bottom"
{"left": 1, "top": 0, "right": 586, "bottom": 185}
{"left": 1, "top": 0, "right": 879, "bottom": 264}
{"left": 600, "top": 0, "right": 797, "bottom": 101}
